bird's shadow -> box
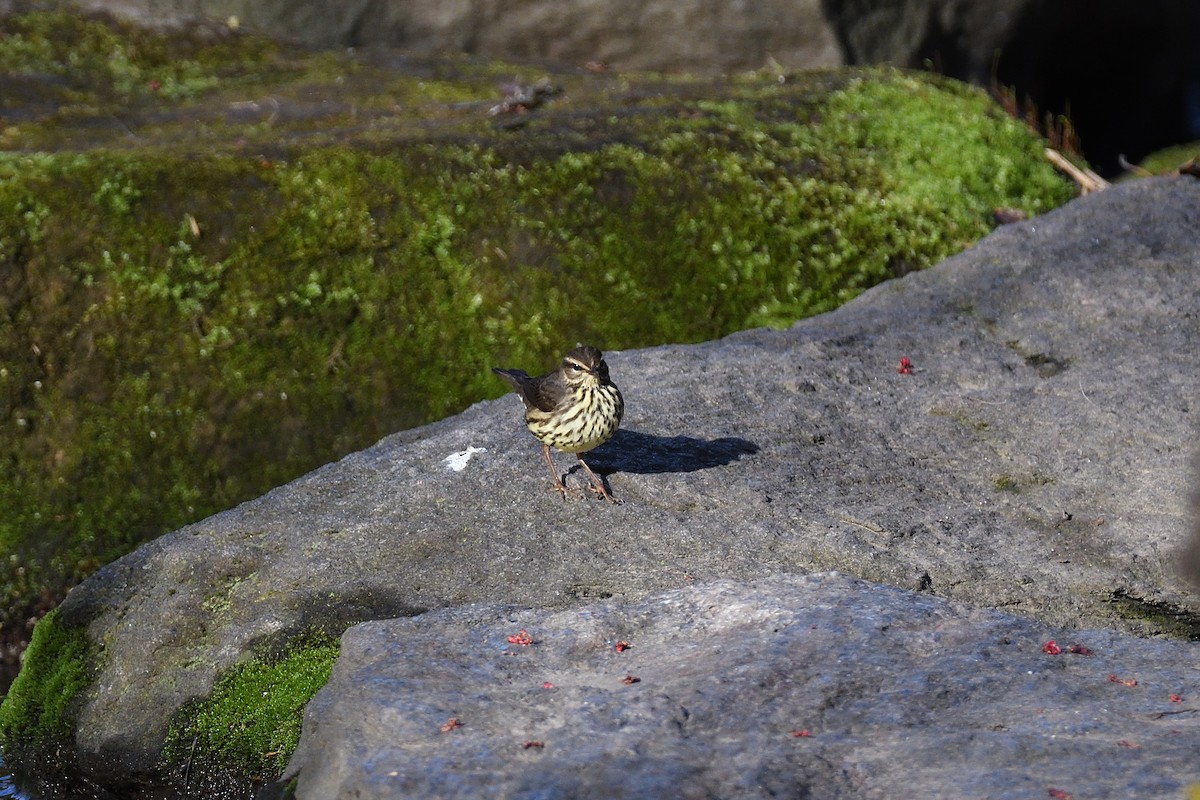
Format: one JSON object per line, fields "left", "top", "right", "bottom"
{"left": 574, "top": 429, "right": 759, "bottom": 477}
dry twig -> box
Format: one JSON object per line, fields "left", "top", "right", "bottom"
{"left": 1045, "top": 148, "right": 1109, "bottom": 194}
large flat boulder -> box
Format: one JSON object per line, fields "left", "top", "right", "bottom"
{"left": 44, "top": 175, "right": 1200, "bottom": 791}
{"left": 285, "top": 573, "right": 1200, "bottom": 799}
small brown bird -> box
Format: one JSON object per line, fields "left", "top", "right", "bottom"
{"left": 492, "top": 345, "right": 624, "bottom": 502}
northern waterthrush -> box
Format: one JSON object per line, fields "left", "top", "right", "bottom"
{"left": 492, "top": 345, "right": 624, "bottom": 502}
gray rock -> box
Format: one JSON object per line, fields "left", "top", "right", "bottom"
{"left": 46, "top": 0, "right": 1034, "bottom": 77}
{"left": 54, "top": 175, "right": 1200, "bottom": 791}
{"left": 285, "top": 573, "right": 1200, "bottom": 799}
{"left": 65, "top": 0, "right": 843, "bottom": 73}
{"left": 824, "top": 0, "right": 1028, "bottom": 78}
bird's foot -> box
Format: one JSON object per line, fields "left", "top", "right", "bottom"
{"left": 550, "top": 478, "right": 585, "bottom": 501}
{"left": 583, "top": 477, "right": 620, "bottom": 504}
{"left": 575, "top": 456, "right": 620, "bottom": 504}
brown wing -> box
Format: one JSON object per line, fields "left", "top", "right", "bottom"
{"left": 491, "top": 367, "right": 562, "bottom": 413}
{"left": 525, "top": 369, "right": 567, "bottom": 412}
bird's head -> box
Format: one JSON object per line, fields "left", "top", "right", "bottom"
{"left": 561, "top": 345, "right": 609, "bottom": 388}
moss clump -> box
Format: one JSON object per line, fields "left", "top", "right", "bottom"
{"left": 741, "top": 72, "right": 1072, "bottom": 325}
{"left": 992, "top": 470, "right": 1054, "bottom": 494}
{"left": 1134, "top": 141, "right": 1200, "bottom": 176}
{"left": 162, "top": 640, "right": 339, "bottom": 783}
{"left": 0, "top": 610, "right": 91, "bottom": 750}
{"left": 993, "top": 474, "right": 1020, "bottom": 493}
{"left": 0, "top": 9, "right": 277, "bottom": 116}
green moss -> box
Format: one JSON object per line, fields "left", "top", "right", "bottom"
{"left": 993, "top": 474, "right": 1020, "bottom": 493}
{"left": 1107, "top": 589, "right": 1200, "bottom": 639}
{"left": 201, "top": 574, "right": 257, "bottom": 618}
{"left": 1134, "top": 141, "right": 1200, "bottom": 176}
{"left": 163, "top": 639, "right": 339, "bottom": 781}
{"left": 746, "top": 72, "right": 1072, "bottom": 326}
{"left": 0, "top": 610, "right": 92, "bottom": 749}
{"left": 993, "top": 470, "right": 1054, "bottom": 493}
{"left": 0, "top": 9, "right": 275, "bottom": 106}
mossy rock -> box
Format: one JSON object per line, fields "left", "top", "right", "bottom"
{"left": 0, "top": 11, "right": 1075, "bottom": 659}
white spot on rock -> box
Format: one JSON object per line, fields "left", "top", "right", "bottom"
{"left": 443, "top": 446, "right": 486, "bottom": 472}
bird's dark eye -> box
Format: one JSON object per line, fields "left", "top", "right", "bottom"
{"left": 569, "top": 363, "right": 582, "bottom": 371}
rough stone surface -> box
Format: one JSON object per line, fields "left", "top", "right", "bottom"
{"left": 284, "top": 573, "right": 1200, "bottom": 799}
{"left": 64, "top": 0, "right": 844, "bottom": 73}
{"left": 37, "top": 0, "right": 1033, "bottom": 76}
{"left": 52, "top": 176, "right": 1200, "bottom": 791}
